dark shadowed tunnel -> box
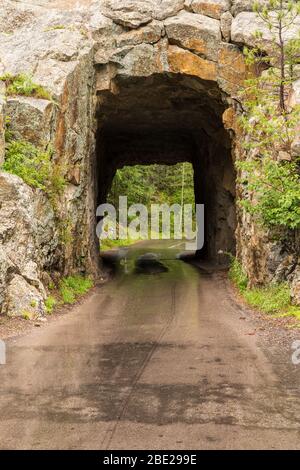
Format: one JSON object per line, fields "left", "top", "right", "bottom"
{"left": 94, "top": 73, "right": 236, "bottom": 260}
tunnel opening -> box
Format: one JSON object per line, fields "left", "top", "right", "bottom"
{"left": 100, "top": 161, "right": 195, "bottom": 251}
{"left": 94, "top": 73, "right": 236, "bottom": 262}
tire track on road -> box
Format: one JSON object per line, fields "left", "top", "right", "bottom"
{"left": 102, "top": 283, "right": 177, "bottom": 450}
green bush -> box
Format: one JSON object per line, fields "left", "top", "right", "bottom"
{"left": 237, "top": 0, "right": 300, "bottom": 233}
{"left": 2, "top": 140, "right": 66, "bottom": 196}
{"left": 3, "top": 140, "right": 52, "bottom": 190}
{"left": 237, "top": 157, "right": 300, "bottom": 230}
{"left": 0, "top": 73, "right": 51, "bottom": 100}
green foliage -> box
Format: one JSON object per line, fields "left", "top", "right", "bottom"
{"left": 100, "top": 237, "right": 137, "bottom": 251}
{"left": 60, "top": 285, "right": 76, "bottom": 304}
{"left": 4, "top": 116, "right": 13, "bottom": 142}
{"left": 228, "top": 256, "right": 248, "bottom": 292}
{"left": 59, "top": 275, "right": 93, "bottom": 305}
{"left": 0, "top": 73, "right": 52, "bottom": 100}
{"left": 251, "top": 0, "right": 300, "bottom": 112}
{"left": 45, "top": 296, "right": 57, "bottom": 315}
{"left": 106, "top": 163, "right": 195, "bottom": 238}
{"left": 244, "top": 282, "right": 291, "bottom": 314}
{"left": 108, "top": 163, "right": 195, "bottom": 209}
{"left": 22, "top": 312, "right": 31, "bottom": 320}
{"left": 228, "top": 256, "right": 297, "bottom": 315}
{"left": 2, "top": 140, "right": 66, "bottom": 197}
{"left": 237, "top": 157, "right": 300, "bottom": 229}
{"left": 3, "top": 140, "right": 53, "bottom": 190}
{"left": 238, "top": 0, "right": 300, "bottom": 231}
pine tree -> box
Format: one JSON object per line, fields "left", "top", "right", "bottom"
{"left": 237, "top": 0, "right": 300, "bottom": 231}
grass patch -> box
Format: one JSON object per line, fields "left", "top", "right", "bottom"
{"left": 0, "top": 73, "right": 52, "bottom": 100}
{"left": 228, "top": 256, "right": 300, "bottom": 318}
{"left": 45, "top": 296, "right": 57, "bottom": 315}
{"left": 59, "top": 275, "right": 93, "bottom": 305}
{"left": 100, "top": 238, "right": 138, "bottom": 251}
{"left": 228, "top": 256, "right": 248, "bottom": 292}
{"left": 43, "top": 275, "right": 93, "bottom": 314}
{"left": 22, "top": 312, "right": 32, "bottom": 320}
{"left": 243, "top": 283, "right": 292, "bottom": 314}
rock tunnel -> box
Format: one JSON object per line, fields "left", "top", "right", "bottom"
{"left": 2, "top": 0, "right": 281, "bottom": 316}
{"left": 95, "top": 73, "right": 236, "bottom": 261}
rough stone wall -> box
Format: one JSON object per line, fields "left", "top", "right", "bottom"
{"left": 0, "top": 82, "right": 5, "bottom": 165}
{"left": 0, "top": 0, "right": 299, "bottom": 315}
{"left": 0, "top": 172, "right": 58, "bottom": 317}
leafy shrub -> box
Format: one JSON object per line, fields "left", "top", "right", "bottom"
{"left": 2, "top": 140, "right": 66, "bottom": 196}
{"left": 237, "top": 157, "right": 300, "bottom": 230}
{"left": 3, "top": 140, "right": 52, "bottom": 190}
{"left": 0, "top": 73, "right": 51, "bottom": 100}
{"left": 237, "top": 0, "right": 300, "bottom": 233}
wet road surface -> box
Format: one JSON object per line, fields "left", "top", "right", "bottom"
{"left": 0, "top": 240, "right": 300, "bottom": 449}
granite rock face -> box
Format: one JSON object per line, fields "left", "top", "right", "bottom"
{"left": 0, "top": 172, "right": 58, "bottom": 316}
{"left": 0, "top": 82, "right": 5, "bottom": 166}
{"left": 0, "top": 0, "right": 299, "bottom": 314}
{"left": 190, "top": 0, "right": 231, "bottom": 20}
{"left": 231, "top": 11, "right": 300, "bottom": 50}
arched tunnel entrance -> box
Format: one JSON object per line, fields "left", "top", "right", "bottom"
{"left": 94, "top": 73, "right": 236, "bottom": 261}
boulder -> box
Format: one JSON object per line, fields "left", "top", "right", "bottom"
{"left": 6, "top": 97, "right": 55, "bottom": 147}
{"left": 191, "top": 0, "right": 230, "bottom": 20}
{"left": 0, "top": 172, "right": 58, "bottom": 316}
{"left": 231, "top": 1, "right": 259, "bottom": 16}
{"left": 220, "top": 11, "right": 232, "bottom": 42}
{"left": 231, "top": 12, "right": 300, "bottom": 49}
{"left": 100, "top": 0, "right": 185, "bottom": 28}
{"left": 168, "top": 45, "right": 217, "bottom": 81}
{"left": 165, "top": 10, "right": 221, "bottom": 61}
{"left": 3, "top": 275, "right": 45, "bottom": 318}
{"left": 217, "top": 43, "right": 247, "bottom": 95}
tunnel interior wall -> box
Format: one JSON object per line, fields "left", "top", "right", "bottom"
{"left": 95, "top": 73, "right": 237, "bottom": 261}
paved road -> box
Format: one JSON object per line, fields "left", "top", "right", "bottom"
{"left": 0, "top": 241, "right": 300, "bottom": 449}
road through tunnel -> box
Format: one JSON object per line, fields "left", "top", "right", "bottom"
{"left": 94, "top": 73, "right": 236, "bottom": 261}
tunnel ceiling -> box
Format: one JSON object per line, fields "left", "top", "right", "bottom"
{"left": 96, "top": 73, "right": 231, "bottom": 167}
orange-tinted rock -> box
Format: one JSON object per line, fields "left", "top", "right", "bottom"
{"left": 168, "top": 46, "right": 217, "bottom": 81}
{"left": 164, "top": 11, "right": 221, "bottom": 61}
{"left": 191, "top": 0, "right": 230, "bottom": 20}
{"left": 217, "top": 43, "right": 248, "bottom": 94}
